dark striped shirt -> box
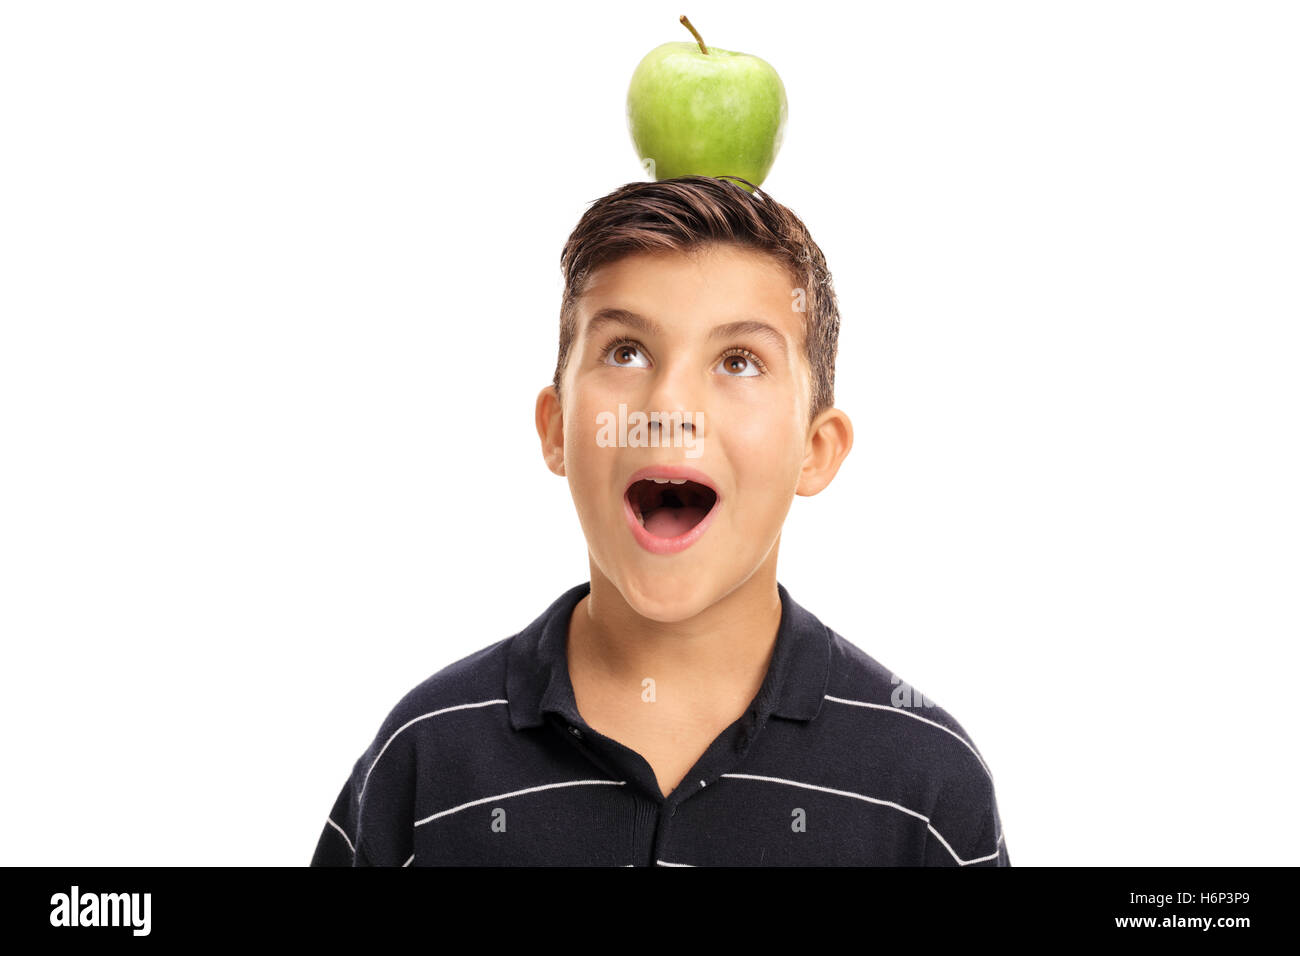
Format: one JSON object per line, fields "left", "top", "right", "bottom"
{"left": 311, "top": 581, "right": 1011, "bottom": 866}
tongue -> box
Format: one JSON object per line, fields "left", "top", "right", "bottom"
{"left": 643, "top": 505, "right": 708, "bottom": 539}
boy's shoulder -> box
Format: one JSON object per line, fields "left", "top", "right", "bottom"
{"left": 823, "top": 624, "right": 984, "bottom": 739}
{"left": 816, "top": 620, "right": 1002, "bottom": 825}
{"left": 363, "top": 583, "right": 582, "bottom": 744}
{"left": 372, "top": 634, "right": 516, "bottom": 740}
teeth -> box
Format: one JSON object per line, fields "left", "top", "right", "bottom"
{"left": 668, "top": 478, "right": 687, "bottom": 484}
{"left": 652, "top": 478, "right": 670, "bottom": 484}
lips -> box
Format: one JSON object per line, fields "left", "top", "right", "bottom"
{"left": 622, "top": 465, "right": 721, "bottom": 555}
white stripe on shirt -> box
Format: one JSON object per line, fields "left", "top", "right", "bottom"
{"left": 720, "top": 771, "right": 997, "bottom": 866}
{"left": 823, "top": 694, "right": 992, "bottom": 780}
{"left": 360, "top": 699, "right": 509, "bottom": 801}
{"left": 414, "top": 779, "right": 626, "bottom": 827}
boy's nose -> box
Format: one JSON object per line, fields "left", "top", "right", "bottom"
{"left": 648, "top": 415, "right": 697, "bottom": 438}
{"left": 643, "top": 403, "right": 706, "bottom": 443}
{"left": 644, "top": 368, "right": 707, "bottom": 433}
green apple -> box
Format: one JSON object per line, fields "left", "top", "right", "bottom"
{"left": 627, "top": 16, "right": 787, "bottom": 191}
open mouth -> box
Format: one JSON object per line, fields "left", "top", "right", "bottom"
{"left": 625, "top": 477, "right": 719, "bottom": 540}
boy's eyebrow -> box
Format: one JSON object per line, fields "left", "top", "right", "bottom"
{"left": 709, "top": 319, "right": 789, "bottom": 358}
{"left": 584, "top": 308, "right": 789, "bottom": 358}
{"left": 585, "top": 308, "right": 663, "bottom": 341}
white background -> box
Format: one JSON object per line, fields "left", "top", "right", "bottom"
{"left": 2, "top": 1, "right": 1296, "bottom": 866}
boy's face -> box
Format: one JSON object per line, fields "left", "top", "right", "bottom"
{"left": 539, "top": 242, "right": 840, "bottom": 623}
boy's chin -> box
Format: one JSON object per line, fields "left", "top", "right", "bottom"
{"left": 609, "top": 567, "right": 728, "bottom": 624}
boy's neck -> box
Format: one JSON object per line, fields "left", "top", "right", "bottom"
{"left": 566, "top": 553, "right": 784, "bottom": 714}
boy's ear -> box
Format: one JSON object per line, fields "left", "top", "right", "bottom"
{"left": 796, "top": 406, "right": 853, "bottom": 496}
{"left": 535, "top": 385, "right": 566, "bottom": 477}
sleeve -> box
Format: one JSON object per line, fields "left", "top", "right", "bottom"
{"left": 310, "top": 713, "right": 419, "bottom": 867}
{"left": 922, "top": 762, "right": 1011, "bottom": 867}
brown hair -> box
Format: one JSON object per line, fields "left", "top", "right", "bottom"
{"left": 554, "top": 175, "right": 839, "bottom": 421}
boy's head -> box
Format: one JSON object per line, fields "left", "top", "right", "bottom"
{"left": 553, "top": 175, "right": 838, "bottom": 421}
{"left": 536, "top": 176, "right": 853, "bottom": 622}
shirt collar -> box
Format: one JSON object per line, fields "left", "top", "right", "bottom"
{"left": 506, "top": 581, "right": 830, "bottom": 731}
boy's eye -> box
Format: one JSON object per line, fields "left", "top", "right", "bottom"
{"left": 716, "top": 350, "right": 763, "bottom": 377}
{"left": 605, "top": 342, "right": 649, "bottom": 368}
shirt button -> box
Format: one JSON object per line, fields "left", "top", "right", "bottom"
{"left": 568, "top": 725, "right": 583, "bottom": 738}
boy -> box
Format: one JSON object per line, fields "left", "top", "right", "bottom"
{"left": 311, "top": 175, "right": 1010, "bottom": 866}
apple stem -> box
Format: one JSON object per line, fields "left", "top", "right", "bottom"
{"left": 679, "top": 15, "right": 709, "bottom": 54}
